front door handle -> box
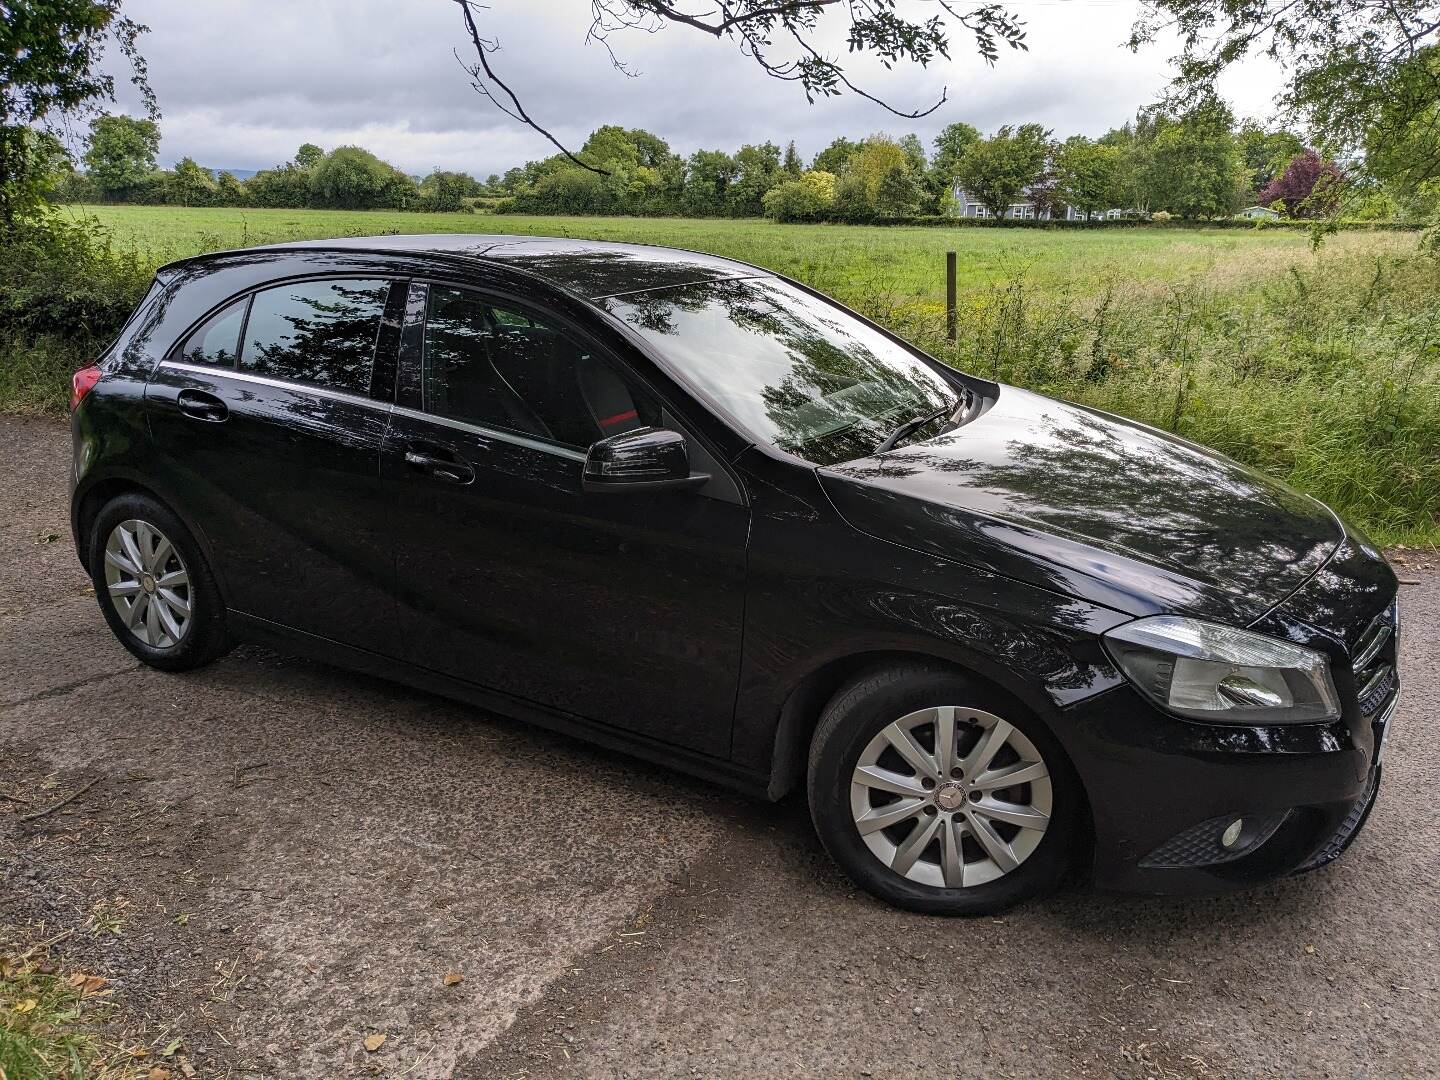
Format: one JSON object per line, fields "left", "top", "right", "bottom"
{"left": 175, "top": 388, "right": 228, "bottom": 422}
{"left": 403, "top": 446, "right": 475, "bottom": 485}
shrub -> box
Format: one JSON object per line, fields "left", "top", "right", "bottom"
{"left": 0, "top": 215, "right": 151, "bottom": 337}
{"left": 762, "top": 171, "right": 837, "bottom": 222}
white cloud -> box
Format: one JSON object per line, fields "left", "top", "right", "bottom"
{"left": 107, "top": 0, "right": 1288, "bottom": 176}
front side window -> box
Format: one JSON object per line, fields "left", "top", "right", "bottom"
{"left": 178, "top": 298, "right": 246, "bottom": 368}
{"left": 422, "top": 286, "right": 658, "bottom": 449}
{"left": 601, "top": 277, "right": 955, "bottom": 466}
{"left": 241, "top": 278, "right": 390, "bottom": 394}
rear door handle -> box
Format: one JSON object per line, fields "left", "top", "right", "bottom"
{"left": 403, "top": 445, "right": 475, "bottom": 485}
{"left": 175, "top": 388, "right": 228, "bottom": 422}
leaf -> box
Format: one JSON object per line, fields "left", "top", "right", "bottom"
{"left": 147, "top": 1067, "right": 173, "bottom": 1080}
{"left": 1303, "top": 943, "right": 1316, "bottom": 955}
{"left": 443, "top": 972, "right": 463, "bottom": 987}
{"left": 363, "top": 1034, "right": 386, "bottom": 1053}
{"left": 161, "top": 1037, "right": 183, "bottom": 1057}
{"left": 13, "top": 998, "right": 37, "bottom": 1013}
{"left": 68, "top": 974, "right": 108, "bottom": 995}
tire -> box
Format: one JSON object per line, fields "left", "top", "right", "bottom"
{"left": 807, "top": 661, "right": 1082, "bottom": 915}
{"left": 87, "top": 492, "right": 232, "bottom": 672}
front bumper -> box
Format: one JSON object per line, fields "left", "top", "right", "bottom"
{"left": 1057, "top": 553, "right": 1399, "bottom": 895}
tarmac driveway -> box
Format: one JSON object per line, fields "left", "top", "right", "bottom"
{"left": 1, "top": 414, "right": 1436, "bottom": 1079}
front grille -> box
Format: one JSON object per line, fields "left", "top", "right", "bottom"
{"left": 1351, "top": 599, "right": 1399, "bottom": 721}
{"left": 1359, "top": 664, "right": 1396, "bottom": 717}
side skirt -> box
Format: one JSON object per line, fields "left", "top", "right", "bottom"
{"left": 227, "top": 610, "right": 775, "bottom": 801}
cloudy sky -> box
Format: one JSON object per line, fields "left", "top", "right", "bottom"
{"left": 105, "top": 0, "right": 1286, "bottom": 177}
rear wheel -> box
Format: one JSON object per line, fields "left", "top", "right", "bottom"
{"left": 808, "top": 662, "right": 1081, "bottom": 914}
{"left": 88, "top": 493, "right": 231, "bottom": 671}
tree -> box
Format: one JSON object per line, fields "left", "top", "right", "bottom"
{"left": 1259, "top": 150, "right": 1345, "bottom": 217}
{"left": 168, "top": 156, "right": 218, "bottom": 206}
{"left": 684, "top": 149, "right": 737, "bottom": 215}
{"left": 419, "top": 169, "right": 477, "bottom": 211}
{"left": 729, "top": 141, "right": 783, "bottom": 216}
{"left": 83, "top": 114, "right": 159, "bottom": 200}
{"left": 1144, "top": 100, "right": 1245, "bottom": 219}
{"left": 1236, "top": 121, "right": 1306, "bottom": 193}
{"left": 1131, "top": 0, "right": 1440, "bottom": 191}
{"left": 811, "top": 136, "right": 860, "bottom": 175}
{"left": 782, "top": 140, "right": 803, "bottom": 177}
{"left": 1055, "top": 137, "right": 1123, "bottom": 218}
{"left": 0, "top": 0, "right": 153, "bottom": 228}
{"left": 216, "top": 170, "right": 246, "bottom": 205}
{"left": 954, "top": 124, "right": 1050, "bottom": 219}
{"left": 309, "top": 146, "right": 416, "bottom": 209}
{"left": 294, "top": 143, "right": 324, "bottom": 170}
{"left": 1360, "top": 46, "right": 1440, "bottom": 198}
{"left": 454, "top": 0, "right": 1027, "bottom": 171}
{"left": 931, "top": 121, "right": 981, "bottom": 180}
{"left": 1025, "top": 141, "right": 1066, "bottom": 219}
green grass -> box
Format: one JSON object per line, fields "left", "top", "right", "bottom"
{"left": 0, "top": 932, "right": 121, "bottom": 1080}
{"left": 66, "top": 203, "right": 1420, "bottom": 299}
{"left": 15, "top": 205, "right": 1440, "bottom": 545}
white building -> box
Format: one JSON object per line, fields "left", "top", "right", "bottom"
{"left": 1236, "top": 205, "right": 1282, "bottom": 220}
{"left": 951, "top": 185, "right": 1127, "bottom": 222}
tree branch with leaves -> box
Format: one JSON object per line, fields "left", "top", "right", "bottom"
{"left": 453, "top": 0, "right": 1027, "bottom": 172}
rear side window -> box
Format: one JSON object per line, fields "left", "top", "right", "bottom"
{"left": 241, "top": 278, "right": 390, "bottom": 394}
{"left": 178, "top": 299, "right": 246, "bottom": 368}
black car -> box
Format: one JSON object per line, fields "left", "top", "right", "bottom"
{"left": 69, "top": 235, "right": 1399, "bottom": 914}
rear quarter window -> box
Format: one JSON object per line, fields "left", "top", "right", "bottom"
{"left": 177, "top": 299, "right": 246, "bottom": 368}
{"left": 240, "top": 278, "right": 390, "bottom": 394}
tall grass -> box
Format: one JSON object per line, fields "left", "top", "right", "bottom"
{"left": 852, "top": 249, "right": 1440, "bottom": 544}
{"left": 6, "top": 208, "right": 1437, "bottom": 544}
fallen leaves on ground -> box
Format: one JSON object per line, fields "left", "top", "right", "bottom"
{"left": 443, "top": 972, "right": 463, "bottom": 986}
{"left": 362, "top": 1033, "right": 386, "bottom": 1052}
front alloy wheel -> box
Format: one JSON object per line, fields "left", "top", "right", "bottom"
{"left": 104, "top": 519, "right": 192, "bottom": 648}
{"left": 808, "top": 663, "right": 1080, "bottom": 914}
{"left": 850, "top": 707, "right": 1052, "bottom": 889}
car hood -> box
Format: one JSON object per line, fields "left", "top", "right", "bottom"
{"left": 818, "top": 385, "right": 1341, "bottom": 623}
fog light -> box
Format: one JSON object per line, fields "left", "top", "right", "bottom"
{"left": 1220, "top": 818, "right": 1244, "bottom": 849}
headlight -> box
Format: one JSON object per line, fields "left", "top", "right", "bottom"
{"left": 1103, "top": 616, "right": 1340, "bottom": 724}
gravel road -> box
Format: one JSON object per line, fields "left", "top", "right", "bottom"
{"left": 1, "top": 413, "right": 1436, "bottom": 1079}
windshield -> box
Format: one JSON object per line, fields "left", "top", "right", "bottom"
{"left": 601, "top": 277, "right": 957, "bottom": 466}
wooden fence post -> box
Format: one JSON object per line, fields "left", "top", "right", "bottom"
{"left": 946, "top": 251, "right": 957, "bottom": 342}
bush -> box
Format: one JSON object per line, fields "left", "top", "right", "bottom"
{"left": 762, "top": 171, "right": 837, "bottom": 222}
{"left": 310, "top": 146, "right": 417, "bottom": 210}
{"left": 0, "top": 214, "right": 153, "bottom": 413}
{"left": 0, "top": 215, "right": 151, "bottom": 337}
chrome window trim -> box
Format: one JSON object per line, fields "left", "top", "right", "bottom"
{"left": 158, "top": 360, "right": 391, "bottom": 412}
{"left": 390, "top": 403, "right": 587, "bottom": 463}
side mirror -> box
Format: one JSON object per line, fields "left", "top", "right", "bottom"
{"left": 583, "top": 427, "right": 710, "bottom": 494}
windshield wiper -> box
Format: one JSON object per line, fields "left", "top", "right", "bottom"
{"left": 872, "top": 395, "right": 966, "bottom": 455}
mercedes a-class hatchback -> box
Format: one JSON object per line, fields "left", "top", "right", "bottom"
{"left": 70, "top": 236, "right": 1399, "bottom": 914}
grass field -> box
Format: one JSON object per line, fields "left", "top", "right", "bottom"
{"left": 13, "top": 205, "right": 1440, "bottom": 544}
{"left": 66, "top": 203, "right": 1419, "bottom": 301}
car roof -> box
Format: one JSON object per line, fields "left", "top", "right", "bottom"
{"left": 229, "top": 234, "right": 769, "bottom": 301}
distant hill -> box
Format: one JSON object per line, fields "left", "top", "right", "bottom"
{"left": 204, "top": 167, "right": 260, "bottom": 180}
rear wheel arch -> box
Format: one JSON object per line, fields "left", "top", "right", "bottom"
{"left": 76, "top": 478, "right": 218, "bottom": 594}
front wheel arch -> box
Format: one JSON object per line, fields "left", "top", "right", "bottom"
{"left": 765, "top": 647, "right": 1061, "bottom": 802}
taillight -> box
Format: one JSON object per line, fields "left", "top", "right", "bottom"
{"left": 71, "top": 365, "right": 102, "bottom": 411}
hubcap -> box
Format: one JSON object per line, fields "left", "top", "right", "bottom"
{"left": 850, "top": 706, "right": 1053, "bottom": 889}
{"left": 103, "top": 519, "right": 192, "bottom": 648}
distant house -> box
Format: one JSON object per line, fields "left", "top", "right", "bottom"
{"left": 951, "top": 185, "right": 1126, "bottom": 222}
{"left": 1236, "top": 205, "right": 1281, "bottom": 220}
